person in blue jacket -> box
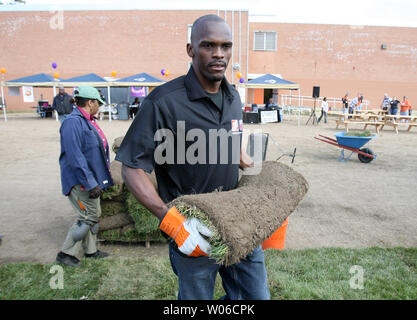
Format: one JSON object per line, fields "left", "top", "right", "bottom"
{"left": 55, "top": 86, "right": 113, "bottom": 267}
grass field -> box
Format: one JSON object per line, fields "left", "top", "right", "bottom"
{"left": 0, "top": 247, "right": 415, "bottom": 300}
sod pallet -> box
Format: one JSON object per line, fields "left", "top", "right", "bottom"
{"left": 98, "top": 156, "right": 165, "bottom": 245}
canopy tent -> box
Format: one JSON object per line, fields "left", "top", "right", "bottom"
{"left": 62, "top": 73, "right": 114, "bottom": 121}
{"left": 241, "top": 74, "right": 300, "bottom": 90}
{"left": 113, "top": 72, "right": 165, "bottom": 87}
{"left": 108, "top": 73, "right": 165, "bottom": 121}
{"left": 1, "top": 72, "right": 165, "bottom": 122}
{"left": 3, "top": 73, "right": 65, "bottom": 122}
{"left": 61, "top": 73, "right": 109, "bottom": 87}
{"left": 4, "top": 73, "right": 63, "bottom": 87}
{"left": 243, "top": 74, "right": 304, "bottom": 125}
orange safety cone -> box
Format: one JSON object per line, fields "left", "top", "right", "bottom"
{"left": 262, "top": 218, "right": 289, "bottom": 250}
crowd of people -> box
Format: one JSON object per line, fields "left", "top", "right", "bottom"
{"left": 380, "top": 93, "right": 412, "bottom": 116}
{"left": 315, "top": 92, "right": 413, "bottom": 125}
{"left": 339, "top": 92, "right": 412, "bottom": 116}
{"left": 340, "top": 93, "right": 364, "bottom": 115}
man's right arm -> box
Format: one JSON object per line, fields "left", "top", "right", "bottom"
{"left": 121, "top": 164, "right": 212, "bottom": 257}
{"left": 121, "top": 164, "right": 167, "bottom": 221}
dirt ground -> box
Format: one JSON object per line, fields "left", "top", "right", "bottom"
{"left": 0, "top": 112, "right": 416, "bottom": 264}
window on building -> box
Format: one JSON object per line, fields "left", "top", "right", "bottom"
{"left": 253, "top": 31, "right": 277, "bottom": 51}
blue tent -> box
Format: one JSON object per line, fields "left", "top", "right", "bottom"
{"left": 243, "top": 74, "right": 299, "bottom": 90}
{"left": 4, "top": 73, "right": 63, "bottom": 87}
{"left": 61, "top": 73, "right": 108, "bottom": 87}
{"left": 114, "top": 73, "right": 164, "bottom": 86}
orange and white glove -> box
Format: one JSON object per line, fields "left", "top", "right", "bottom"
{"left": 159, "top": 206, "right": 213, "bottom": 257}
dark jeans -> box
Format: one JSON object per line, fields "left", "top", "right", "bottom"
{"left": 129, "top": 107, "right": 139, "bottom": 119}
{"left": 318, "top": 110, "right": 327, "bottom": 123}
{"left": 169, "top": 243, "right": 270, "bottom": 300}
{"left": 348, "top": 106, "right": 354, "bottom": 119}
{"left": 390, "top": 108, "right": 398, "bottom": 120}
{"left": 390, "top": 108, "right": 398, "bottom": 115}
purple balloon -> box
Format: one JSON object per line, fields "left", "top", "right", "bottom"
{"left": 52, "top": 62, "right": 57, "bottom": 69}
{"left": 160, "top": 69, "right": 166, "bottom": 76}
{"left": 239, "top": 77, "right": 245, "bottom": 83}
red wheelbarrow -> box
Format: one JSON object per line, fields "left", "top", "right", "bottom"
{"left": 314, "top": 132, "right": 377, "bottom": 163}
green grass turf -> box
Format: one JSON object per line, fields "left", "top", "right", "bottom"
{"left": 1, "top": 247, "right": 415, "bottom": 300}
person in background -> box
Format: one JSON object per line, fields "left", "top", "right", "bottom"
{"left": 401, "top": 96, "right": 412, "bottom": 116}
{"left": 265, "top": 97, "right": 277, "bottom": 110}
{"left": 317, "top": 97, "right": 329, "bottom": 124}
{"left": 129, "top": 97, "right": 140, "bottom": 119}
{"left": 400, "top": 96, "right": 412, "bottom": 122}
{"left": 52, "top": 86, "right": 73, "bottom": 123}
{"left": 55, "top": 86, "right": 112, "bottom": 267}
{"left": 389, "top": 96, "right": 400, "bottom": 118}
{"left": 357, "top": 95, "right": 364, "bottom": 111}
{"left": 348, "top": 94, "right": 361, "bottom": 118}
{"left": 341, "top": 93, "right": 349, "bottom": 114}
{"left": 380, "top": 93, "right": 391, "bottom": 111}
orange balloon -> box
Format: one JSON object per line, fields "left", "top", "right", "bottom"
{"left": 111, "top": 71, "right": 117, "bottom": 77}
{"left": 164, "top": 70, "right": 170, "bottom": 76}
{"left": 53, "top": 72, "right": 59, "bottom": 79}
{"left": 0, "top": 67, "right": 6, "bottom": 74}
{"left": 236, "top": 72, "right": 242, "bottom": 78}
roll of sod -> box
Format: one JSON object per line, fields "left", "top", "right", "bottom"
{"left": 171, "top": 161, "right": 309, "bottom": 266}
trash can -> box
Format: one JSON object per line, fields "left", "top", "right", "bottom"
{"left": 117, "top": 103, "right": 129, "bottom": 120}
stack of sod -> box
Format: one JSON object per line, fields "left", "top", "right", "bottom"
{"left": 112, "top": 136, "right": 124, "bottom": 154}
{"left": 171, "top": 161, "right": 309, "bottom": 266}
{"left": 99, "top": 191, "right": 165, "bottom": 243}
{"left": 98, "top": 136, "right": 166, "bottom": 244}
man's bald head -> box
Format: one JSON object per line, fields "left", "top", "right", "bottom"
{"left": 190, "top": 14, "right": 231, "bottom": 45}
{"left": 187, "top": 14, "right": 233, "bottom": 91}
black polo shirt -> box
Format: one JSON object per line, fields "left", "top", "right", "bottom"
{"left": 116, "top": 66, "right": 243, "bottom": 203}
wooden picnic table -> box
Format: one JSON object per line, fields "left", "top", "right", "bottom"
{"left": 330, "top": 112, "right": 384, "bottom": 133}
{"left": 357, "top": 109, "right": 389, "bottom": 116}
{"left": 381, "top": 114, "right": 417, "bottom": 133}
{"left": 330, "top": 111, "right": 417, "bottom": 134}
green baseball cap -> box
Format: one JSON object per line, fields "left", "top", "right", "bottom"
{"left": 74, "top": 86, "right": 105, "bottom": 105}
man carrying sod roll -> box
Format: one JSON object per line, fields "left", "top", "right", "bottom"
{"left": 116, "top": 14, "right": 270, "bottom": 300}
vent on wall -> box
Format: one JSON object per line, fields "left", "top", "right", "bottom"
{"left": 381, "top": 44, "right": 387, "bottom": 50}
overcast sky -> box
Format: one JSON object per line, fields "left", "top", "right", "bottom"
{"left": 2, "top": 0, "right": 417, "bottom": 28}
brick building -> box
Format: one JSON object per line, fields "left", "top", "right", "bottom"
{"left": 1, "top": 9, "right": 416, "bottom": 111}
